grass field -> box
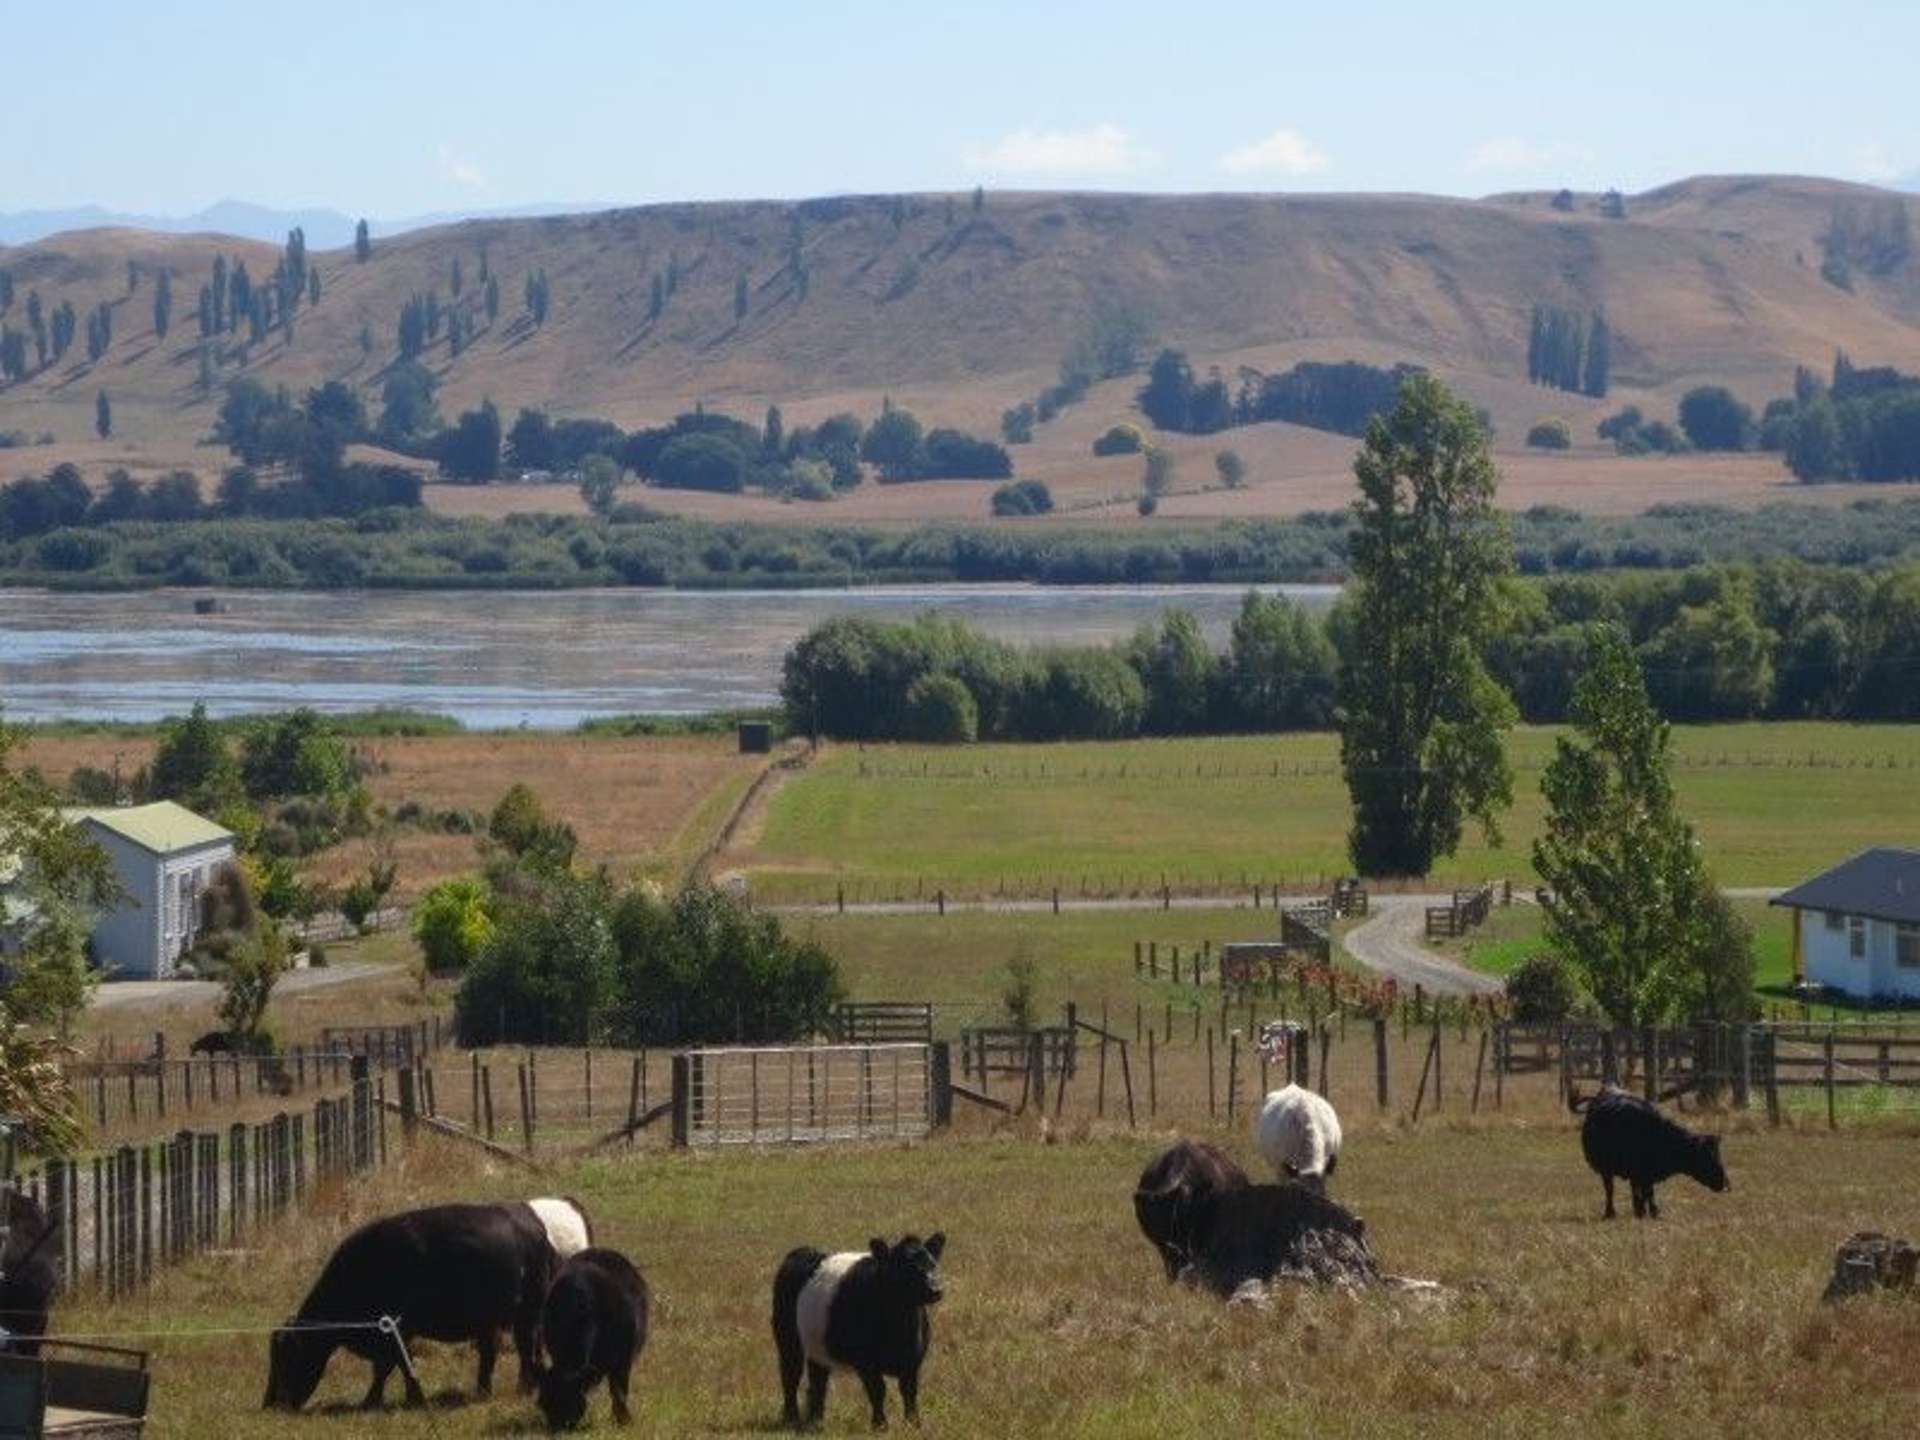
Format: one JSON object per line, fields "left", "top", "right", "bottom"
{"left": 53, "top": 1106, "right": 1920, "bottom": 1439}
{"left": 739, "top": 724, "right": 1920, "bottom": 900}
{"left": 1449, "top": 901, "right": 1792, "bottom": 985}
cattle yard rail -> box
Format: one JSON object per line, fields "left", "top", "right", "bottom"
{"left": 834, "top": 1002, "right": 936, "bottom": 1046}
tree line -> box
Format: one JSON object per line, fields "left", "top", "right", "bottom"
{"left": 1525, "top": 305, "right": 1610, "bottom": 397}
{"left": 1135, "top": 350, "right": 1430, "bottom": 439}
{"left": 778, "top": 554, "right": 1920, "bottom": 745}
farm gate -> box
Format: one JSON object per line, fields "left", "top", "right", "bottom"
{"left": 670, "top": 1043, "right": 941, "bottom": 1148}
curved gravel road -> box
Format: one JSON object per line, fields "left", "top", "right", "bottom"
{"left": 1338, "top": 895, "right": 1504, "bottom": 996}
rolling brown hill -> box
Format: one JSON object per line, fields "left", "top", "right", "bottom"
{"left": 2, "top": 175, "right": 1917, "bottom": 517}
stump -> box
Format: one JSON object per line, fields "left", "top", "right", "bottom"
{"left": 1823, "top": 1231, "right": 1919, "bottom": 1302}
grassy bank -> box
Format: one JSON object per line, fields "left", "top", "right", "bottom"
{"left": 741, "top": 724, "right": 1920, "bottom": 899}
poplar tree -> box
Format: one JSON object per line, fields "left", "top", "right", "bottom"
{"left": 153, "top": 269, "right": 173, "bottom": 339}
{"left": 734, "top": 273, "right": 749, "bottom": 322}
{"left": 1338, "top": 373, "right": 1516, "bottom": 876}
{"left": 1582, "top": 310, "right": 1611, "bottom": 398}
{"left": 354, "top": 219, "right": 372, "bottom": 262}
{"left": 95, "top": 389, "right": 112, "bottom": 439}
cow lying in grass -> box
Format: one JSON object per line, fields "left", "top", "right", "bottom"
{"left": 1133, "top": 1140, "right": 1249, "bottom": 1280}
{"left": 1184, "top": 1182, "right": 1375, "bottom": 1297}
{"left": 1253, "top": 1084, "right": 1343, "bottom": 1191}
{"left": 773, "top": 1233, "right": 946, "bottom": 1430}
{"left": 1571, "top": 1085, "right": 1728, "bottom": 1219}
{"left": 264, "top": 1197, "right": 592, "bottom": 1410}
{"left": 537, "top": 1247, "right": 649, "bottom": 1431}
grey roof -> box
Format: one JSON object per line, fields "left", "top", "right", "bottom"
{"left": 1772, "top": 847, "right": 1920, "bottom": 926}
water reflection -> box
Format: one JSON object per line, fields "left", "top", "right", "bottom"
{"left": 0, "top": 585, "right": 1337, "bottom": 729}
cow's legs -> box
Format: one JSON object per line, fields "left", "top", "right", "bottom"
{"left": 360, "top": 1356, "right": 394, "bottom": 1410}
{"left": 776, "top": 1320, "right": 805, "bottom": 1425}
{"left": 1646, "top": 1185, "right": 1660, "bottom": 1220}
{"left": 513, "top": 1306, "right": 542, "bottom": 1391}
{"left": 858, "top": 1370, "right": 889, "bottom": 1429}
{"left": 1630, "top": 1182, "right": 1648, "bottom": 1219}
{"left": 805, "top": 1362, "right": 831, "bottom": 1425}
{"left": 899, "top": 1365, "right": 921, "bottom": 1425}
{"left": 610, "top": 1362, "right": 633, "bottom": 1425}
{"left": 1601, "top": 1173, "right": 1616, "bottom": 1219}
{"left": 473, "top": 1330, "right": 498, "bottom": 1397}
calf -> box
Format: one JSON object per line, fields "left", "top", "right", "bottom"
{"left": 1253, "top": 1084, "right": 1343, "bottom": 1191}
{"left": 263, "top": 1197, "right": 592, "bottom": 1411}
{"left": 1133, "top": 1140, "right": 1249, "bottom": 1280}
{"left": 772, "top": 1233, "right": 945, "bottom": 1430}
{"left": 0, "top": 1189, "right": 59, "bottom": 1356}
{"left": 1572, "top": 1086, "right": 1728, "bottom": 1219}
{"left": 536, "top": 1248, "right": 649, "bottom": 1432}
{"left": 1185, "top": 1182, "right": 1373, "bottom": 1296}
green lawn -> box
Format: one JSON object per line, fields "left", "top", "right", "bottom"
{"left": 746, "top": 724, "right": 1920, "bottom": 900}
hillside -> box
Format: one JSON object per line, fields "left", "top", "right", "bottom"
{"left": 2, "top": 175, "right": 1917, "bottom": 517}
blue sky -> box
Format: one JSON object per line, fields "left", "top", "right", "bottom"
{"left": 11, "top": 0, "right": 1917, "bottom": 216}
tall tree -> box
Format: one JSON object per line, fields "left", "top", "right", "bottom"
{"left": 734, "top": 272, "right": 749, "bottom": 322}
{"left": 484, "top": 274, "right": 500, "bottom": 323}
{"left": 1338, "top": 373, "right": 1516, "bottom": 875}
{"left": 152, "top": 268, "right": 173, "bottom": 339}
{"left": 1582, "top": 310, "right": 1611, "bottom": 397}
{"left": 212, "top": 255, "right": 228, "bottom": 332}
{"left": 450, "top": 255, "right": 464, "bottom": 298}
{"left": 649, "top": 273, "right": 664, "bottom": 320}
{"left": 354, "top": 219, "right": 371, "bottom": 262}
{"left": 307, "top": 268, "right": 320, "bottom": 308}
{"left": 95, "top": 389, "right": 111, "bottom": 439}
{"left": 1534, "top": 626, "right": 1751, "bottom": 1026}
{"left": 763, "top": 404, "right": 784, "bottom": 458}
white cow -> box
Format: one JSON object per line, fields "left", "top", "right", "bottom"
{"left": 1252, "top": 1084, "right": 1343, "bottom": 1191}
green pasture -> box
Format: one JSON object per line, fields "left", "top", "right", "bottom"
{"left": 746, "top": 724, "right": 1920, "bottom": 899}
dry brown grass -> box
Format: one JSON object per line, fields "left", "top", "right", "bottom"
{"left": 51, "top": 1079, "right": 1920, "bottom": 1438}
{"left": 6, "top": 176, "right": 1918, "bottom": 528}
{"left": 19, "top": 732, "right": 765, "bottom": 901}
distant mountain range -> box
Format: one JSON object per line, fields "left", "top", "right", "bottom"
{"left": 0, "top": 199, "right": 610, "bottom": 249}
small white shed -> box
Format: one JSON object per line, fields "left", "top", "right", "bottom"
{"left": 66, "top": 803, "right": 236, "bottom": 980}
{"left": 1771, "top": 847, "right": 1920, "bottom": 1002}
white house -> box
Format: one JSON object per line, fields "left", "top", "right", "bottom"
{"left": 65, "top": 803, "right": 236, "bottom": 981}
{"left": 1771, "top": 847, "right": 1920, "bottom": 1001}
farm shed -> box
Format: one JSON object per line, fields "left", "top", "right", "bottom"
{"left": 1772, "top": 847, "right": 1920, "bottom": 1001}
{"left": 65, "top": 802, "right": 236, "bottom": 981}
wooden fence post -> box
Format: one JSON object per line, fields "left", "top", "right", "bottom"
{"left": 930, "top": 1042, "right": 953, "bottom": 1128}
{"left": 481, "top": 1065, "right": 496, "bottom": 1141}
{"left": 1206, "top": 1028, "right": 1216, "bottom": 1118}
{"left": 517, "top": 1064, "right": 534, "bottom": 1153}
{"left": 1824, "top": 1031, "right": 1837, "bottom": 1130}
{"left": 1373, "top": 1019, "right": 1388, "bottom": 1110}
{"left": 1471, "top": 1030, "right": 1489, "bottom": 1113}
{"left": 397, "top": 1067, "right": 418, "bottom": 1138}
{"left": 1764, "top": 1031, "right": 1781, "bottom": 1127}
{"left": 1226, "top": 1033, "right": 1239, "bottom": 1122}
{"left": 1146, "top": 1031, "right": 1158, "bottom": 1119}
{"left": 670, "top": 1054, "right": 691, "bottom": 1148}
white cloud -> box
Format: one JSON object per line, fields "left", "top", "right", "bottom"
{"left": 962, "top": 124, "right": 1152, "bottom": 177}
{"left": 1465, "top": 137, "right": 1562, "bottom": 174}
{"left": 437, "top": 144, "right": 488, "bottom": 190}
{"left": 1217, "top": 129, "right": 1330, "bottom": 178}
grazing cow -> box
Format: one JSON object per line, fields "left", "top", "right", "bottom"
{"left": 1253, "top": 1084, "right": 1343, "bottom": 1191}
{"left": 772, "top": 1233, "right": 945, "bottom": 1430}
{"left": 188, "top": 1030, "right": 236, "bottom": 1057}
{"left": 263, "top": 1197, "right": 592, "bottom": 1411}
{"left": 1185, "top": 1182, "right": 1373, "bottom": 1297}
{"left": 0, "top": 1189, "right": 59, "bottom": 1356}
{"left": 1571, "top": 1086, "right": 1728, "bottom": 1219}
{"left": 1133, "top": 1140, "right": 1249, "bottom": 1280}
{"left": 536, "top": 1248, "right": 650, "bottom": 1432}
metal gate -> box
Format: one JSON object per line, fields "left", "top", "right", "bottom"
{"left": 676, "top": 1044, "right": 934, "bottom": 1147}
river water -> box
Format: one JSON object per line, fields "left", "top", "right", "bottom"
{"left": 0, "top": 585, "right": 1337, "bottom": 729}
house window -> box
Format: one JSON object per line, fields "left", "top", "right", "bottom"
{"left": 1824, "top": 910, "right": 1844, "bottom": 931}
{"left": 1899, "top": 925, "right": 1920, "bottom": 970}
{"left": 1849, "top": 916, "right": 1867, "bottom": 960}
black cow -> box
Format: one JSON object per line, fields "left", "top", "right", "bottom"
{"left": 0, "top": 1189, "right": 59, "bottom": 1356}
{"left": 1185, "top": 1182, "right": 1372, "bottom": 1296}
{"left": 263, "top": 1199, "right": 589, "bottom": 1410}
{"left": 772, "top": 1233, "right": 945, "bottom": 1430}
{"left": 536, "top": 1248, "right": 650, "bottom": 1432}
{"left": 1571, "top": 1085, "right": 1729, "bottom": 1219}
{"left": 188, "top": 1031, "right": 237, "bottom": 1057}
{"left": 1133, "top": 1139, "right": 1250, "bottom": 1280}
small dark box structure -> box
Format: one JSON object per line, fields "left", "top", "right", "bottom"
{"left": 738, "top": 721, "right": 773, "bottom": 754}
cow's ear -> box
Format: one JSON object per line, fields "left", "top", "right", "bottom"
{"left": 925, "top": 1232, "right": 946, "bottom": 1260}
{"left": 869, "top": 1237, "right": 889, "bottom": 1260}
